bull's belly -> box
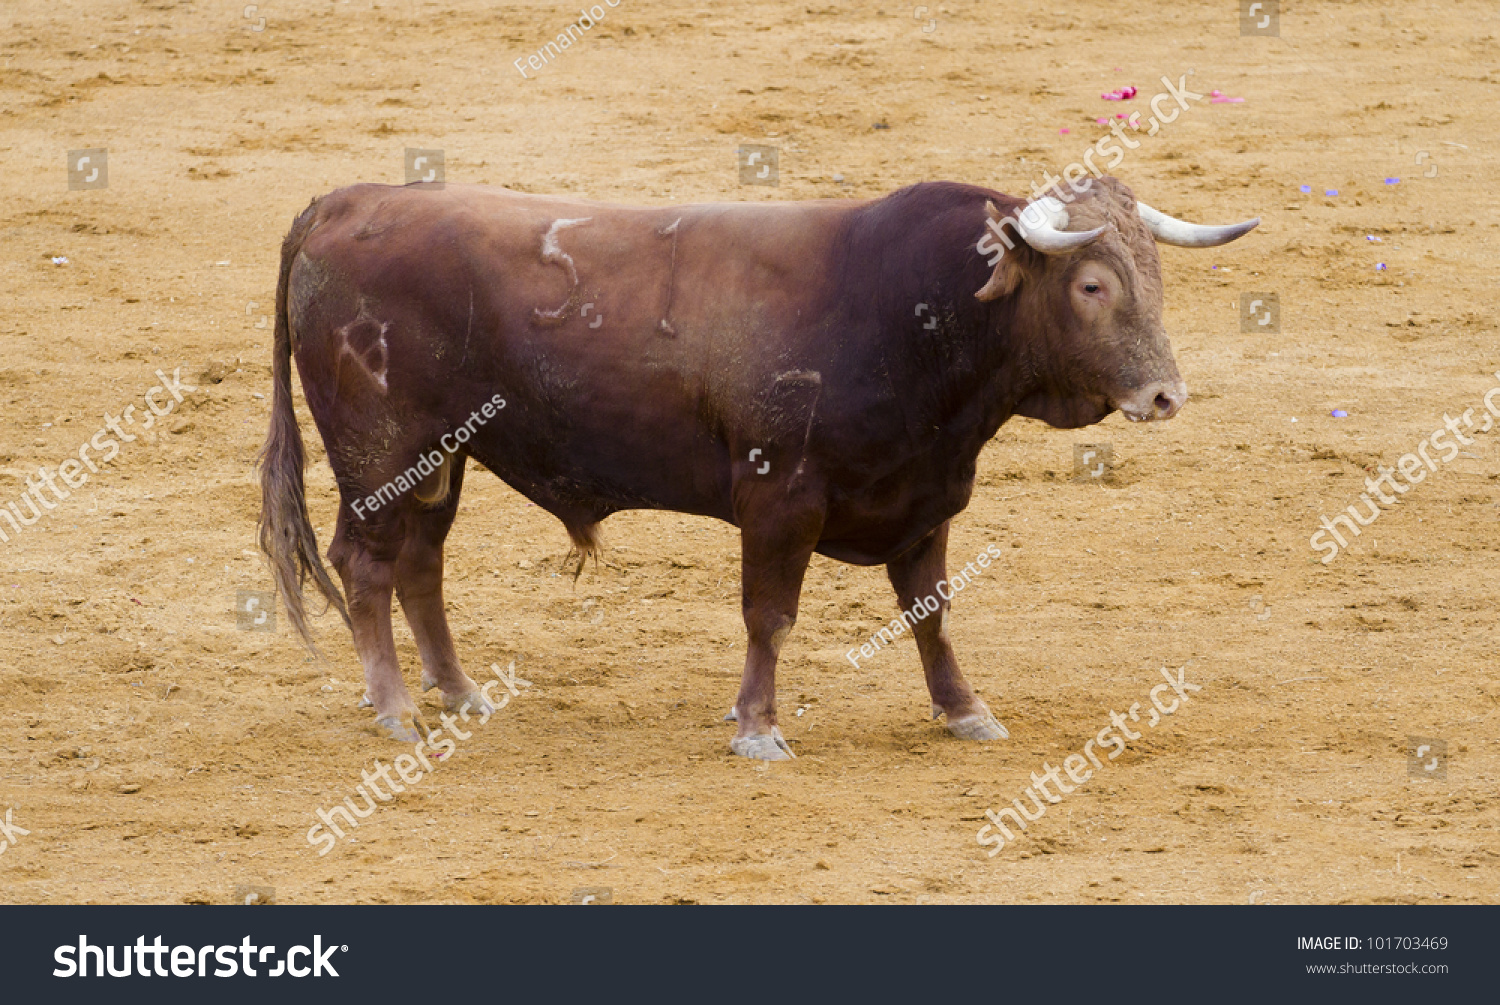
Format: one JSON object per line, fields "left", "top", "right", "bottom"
{"left": 812, "top": 515, "right": 952, "bottom": 566}
{"left": 466, "top": 424, "right": 964, "bottom": 567}
{"left": 813, "top": 476, "right": 976, "bottom": 565}
{"left": 464, "top": 422, "right": 735, "bottom": 523}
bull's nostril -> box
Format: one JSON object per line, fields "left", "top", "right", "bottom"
{"left": 1154, "top": 393, "right": 1173, "bottom": 413}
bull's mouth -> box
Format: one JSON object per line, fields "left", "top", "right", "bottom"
{"left": 1116, "top": 402, "right": 1168, "bottom": 423}
{"left": 1018, "top": 380, "right": 1187, "bottom": 429}
{"left": 1112, "top": 380, "right": 1189, "bottom": 422}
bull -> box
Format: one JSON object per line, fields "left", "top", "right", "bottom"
{"left": 259, "top": 175, "right": 1256, "bottom": 759}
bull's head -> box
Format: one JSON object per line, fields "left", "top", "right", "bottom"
{"left": 975, "top": 177, "right": 1257, "bottom": 428}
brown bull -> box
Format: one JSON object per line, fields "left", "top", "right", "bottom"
{"left": 259, "top": 175, "right": 1256, "bottom": 759}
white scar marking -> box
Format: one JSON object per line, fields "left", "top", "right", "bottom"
{"left": 657, "top": 217, "right": 682, "bottom": 336}
{"left": 541, "top": 217, "right": 590, "bottom": 285}
{"left": 335, "top": 305, "right": 390, "bottom": 391}
{"left": 462, "top": 287, "right": 474, "bottom": 365}
{"left": 773, "top": 370, "right": 821, "bottom": 485}
{"left": 534, "top": 217, "right": 592, "bottom": 323}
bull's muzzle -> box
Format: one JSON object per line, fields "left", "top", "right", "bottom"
{"left": 1115, "top": 378, "right": 1188, "bottom": 422}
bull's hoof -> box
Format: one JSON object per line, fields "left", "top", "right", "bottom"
{"left": 417, "top": 678, "right": 498, "bottom": 717}
{"left": 375, "top": 712, "right": 421, "bottom": 743}
{"left": 723, "top": 707, "right": 738, "bottom": 722}
{"left": 420, "top": 674, "right": 496, "bottom": 716}
{"left": 444, "top": 689, "right": 496, "bottom": 717}
{"left": 946, "top": 710, "right": 1009, "bottom": 742}
{"left": 730, "top": 726, "right": 795, "bottom": 761}
{"left": 358, "top": 693, "right": 373, "bottom": 709}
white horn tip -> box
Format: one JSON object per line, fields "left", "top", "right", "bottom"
{"left": 1137, "top": 201, "right": 1261, "bottom": 248}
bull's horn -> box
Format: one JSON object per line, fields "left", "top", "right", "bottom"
{"left": 1136, "top": 201, "right": 1259, "bottom": 247}
{"left": 1016, "top": 196, "right": 1106, "bottom": 254}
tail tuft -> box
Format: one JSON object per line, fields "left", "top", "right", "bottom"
{"left": 564, "top": 520, "right": 602, "bottom": 582}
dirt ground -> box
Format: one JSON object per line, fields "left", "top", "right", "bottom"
{"left": 1, "top": 0, "right": 1496, "bottom": 905}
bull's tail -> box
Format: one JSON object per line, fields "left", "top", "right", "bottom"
{"left": 258, "top": 199, "right": 350, "bottom": 653}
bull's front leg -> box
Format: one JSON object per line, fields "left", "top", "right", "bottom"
{"left": 726, "top": 497, "right": 825, "bottom": 761}
{"left": 886, "top": 521, "right": 1008, "bottom": 742}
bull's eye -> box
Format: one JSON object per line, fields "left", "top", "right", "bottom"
{"left": 1083, "top": 282, "right": 1100, "bottom": 294}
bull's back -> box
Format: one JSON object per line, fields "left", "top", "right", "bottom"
{"left": 287, "top": 183, "right": 864, "bottom": 521}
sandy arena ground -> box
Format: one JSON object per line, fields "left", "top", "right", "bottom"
{"left": 0, "top": 0, "right": 1496, "bottom": 904}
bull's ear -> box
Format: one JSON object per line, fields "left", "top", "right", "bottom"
{"left": 974, "top": 255, "right": 1024, "bottom": 301}
{"left": 975, "top": 200, "right": 1031, "bottom": 301}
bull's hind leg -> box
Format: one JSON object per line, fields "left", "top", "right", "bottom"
{"left": 328, "top": 517, "right": 422, "bottom": 742}
{"left": 394, "top": 456, "right": 494, "bottom": 717}
{"left": 886, "top": 521, "right": 1007, "bottom": 742}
